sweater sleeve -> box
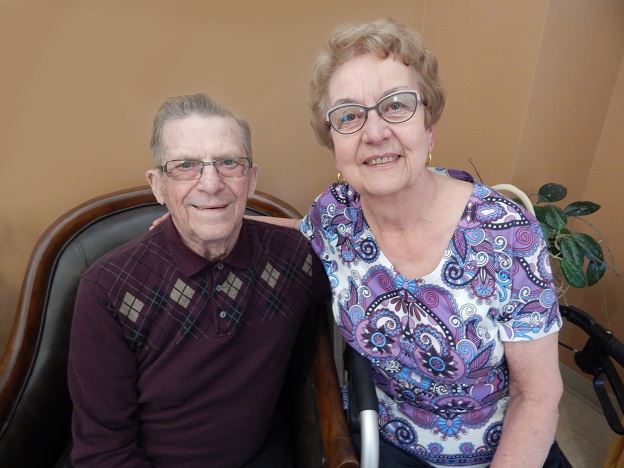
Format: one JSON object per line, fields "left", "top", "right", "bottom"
{"left": 68, "top": 277, "right": 152, "bottom": 467}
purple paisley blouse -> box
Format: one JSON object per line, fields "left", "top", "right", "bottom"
{"left": 299, "top": 168, "right": 561, "bottom": 467}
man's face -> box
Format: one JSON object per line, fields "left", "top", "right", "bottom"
{"left": 146, "top": 115, "right": 258, "bottom": 260}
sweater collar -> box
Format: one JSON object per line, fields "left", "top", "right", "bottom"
{"left": 163, "top": 217, "right": 251, "bottom": 276}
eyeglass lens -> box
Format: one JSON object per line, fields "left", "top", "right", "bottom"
{"left": 328, "top": 91, "right": 418, "bottom": 134}
{"left": 165, "top": 159, "right": 249, "bottom": 181}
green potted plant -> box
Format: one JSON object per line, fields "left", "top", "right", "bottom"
{"left": 532, "top": 183, "right": 605, "bottom": 290}
{"left": 492, "top": 182, "right": 614, "bottom": 299}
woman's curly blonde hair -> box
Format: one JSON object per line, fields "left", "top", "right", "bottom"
{"left": 309, "top": 17, "right": 446, "bottom": 149}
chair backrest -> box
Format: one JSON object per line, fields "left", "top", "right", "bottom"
{"left": 0, "top": 186, "right": 302, "bottom": 466}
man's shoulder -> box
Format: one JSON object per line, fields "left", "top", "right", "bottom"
{"left": 245, "top": 217, "right": 305, "bottom": 238}
{"left": 244, "top": 218, "right": 311, "bottom": 252}
{"left": 243, "top": 218, "right": 328, "bottom": 300}
{"left": 82, "top": 227, "right": 166, "bottom": 278}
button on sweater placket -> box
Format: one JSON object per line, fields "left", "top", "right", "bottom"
{"left": 213, "top": 264, "right": 231, "bottom": 333}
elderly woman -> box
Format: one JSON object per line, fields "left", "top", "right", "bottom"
{"left": 151, "top": 17, "right": 564, "bottom": 468}
{"left": 297, "top": 18, "right": 564, "bottom": 468}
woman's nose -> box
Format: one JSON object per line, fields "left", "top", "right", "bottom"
{"left": 361, "top": 111, "right": 391, "bottom": 143}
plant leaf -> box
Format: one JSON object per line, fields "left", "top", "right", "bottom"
{"left": 560, "top": 258, "right": 587, "bottom": 288}
{"left": 570, "top": 232, "right": 604, "bottom": 262}
{"left": 534, "top": 205, "right": 547, "bottom": 223}
{"left": 539, "top": 222, "right": 560, "bottom": 258}
{"left": 544, "top": 205, "right": 568, "bottom": 230}
{"left": 586, "top": 260, "right": 607, "bottom": 286}
{"left": 538, "top": 183, "right": 567, "bottom": 203}
{"left": 539, "top": 221, "right": 552, "bottom": 240}
{"left": 564, "top": 201, "right": 601, "bottom": 217}
{"left": 560, "top": 237, "right": 585, "bottom": 268}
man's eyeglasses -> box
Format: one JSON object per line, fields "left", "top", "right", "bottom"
{"left": 159, "top": 158, "right": 251, "bottom": 181}
{"left": 326, "top": 90, "right": 422, "bottom": 135}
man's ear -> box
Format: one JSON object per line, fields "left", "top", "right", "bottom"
{"left": 246, "top": 165, "right": 259, "bottom": 199}
{"left": 146, "top": 169, "right": 166, "bottom": 205}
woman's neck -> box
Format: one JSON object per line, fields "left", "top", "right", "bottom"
{"left": 359, "top": 169, "right": 438, "bottom": 234}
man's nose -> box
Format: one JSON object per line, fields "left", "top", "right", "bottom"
{"left": 196, "top": 163, "right": 223, "bottom": 187}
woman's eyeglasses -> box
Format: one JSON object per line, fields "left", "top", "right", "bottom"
{"left": 326, "top": 90, "right": 422, "bottom": 135}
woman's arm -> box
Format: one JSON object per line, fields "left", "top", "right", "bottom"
{"left": 490, "top": 333, "right": 563, "bottom": 467}
{"left": 150, "top": 212, "right": 301, "bottom": 230}
{"left": 248, "top": 215, "right": 301, "bottom": 228}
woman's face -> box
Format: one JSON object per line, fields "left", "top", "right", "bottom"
{"left": 326, "top": 54, "right": 435, "bottom": 199}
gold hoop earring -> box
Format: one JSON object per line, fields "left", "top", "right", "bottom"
{"left": 425, "top": 152, "right": 432, "bottom": 166}
{"left": 337, "top": 172, "right": 346, "bottom": 183}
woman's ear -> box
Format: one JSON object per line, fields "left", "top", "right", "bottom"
{"left": 145, "top": 169, "right": 166, "bottom": 205}
{"left": 427, "top": 124, "right": 436, "bottom": 152}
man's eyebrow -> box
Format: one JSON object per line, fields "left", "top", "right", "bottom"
{"left": 164, "top": 150, "right": 245, "bottom": 161}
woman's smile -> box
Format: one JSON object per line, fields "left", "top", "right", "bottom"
{"left": 365, "top": 154, "right": 401, "bottom": 166}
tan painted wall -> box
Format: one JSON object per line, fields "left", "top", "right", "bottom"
{"left": 1, "top": 0, "right": 623, "bottom": 374}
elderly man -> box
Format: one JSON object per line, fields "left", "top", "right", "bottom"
{"left": 68, "top": 94, "right": 329, "bottom": 467}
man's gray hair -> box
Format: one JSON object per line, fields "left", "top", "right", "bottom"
{"left": 150, "top": 93, "right": 252, "bottom": 165}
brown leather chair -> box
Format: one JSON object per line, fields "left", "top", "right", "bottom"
{"left": 0, "top": 186, "right": 357, "bottom": 467}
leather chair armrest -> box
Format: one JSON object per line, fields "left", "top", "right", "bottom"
{"left": 313, "top": 309, "right": 358, "bottom": 467}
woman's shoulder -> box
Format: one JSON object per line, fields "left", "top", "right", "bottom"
{"left": 428, "top": 166, "right": 476, "bottom": 184}
{"left": 312, "top": 182, "right": 361, "bottom": 211}
{"left": 303, "top": 183, "right": 367, "bottom": 241}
